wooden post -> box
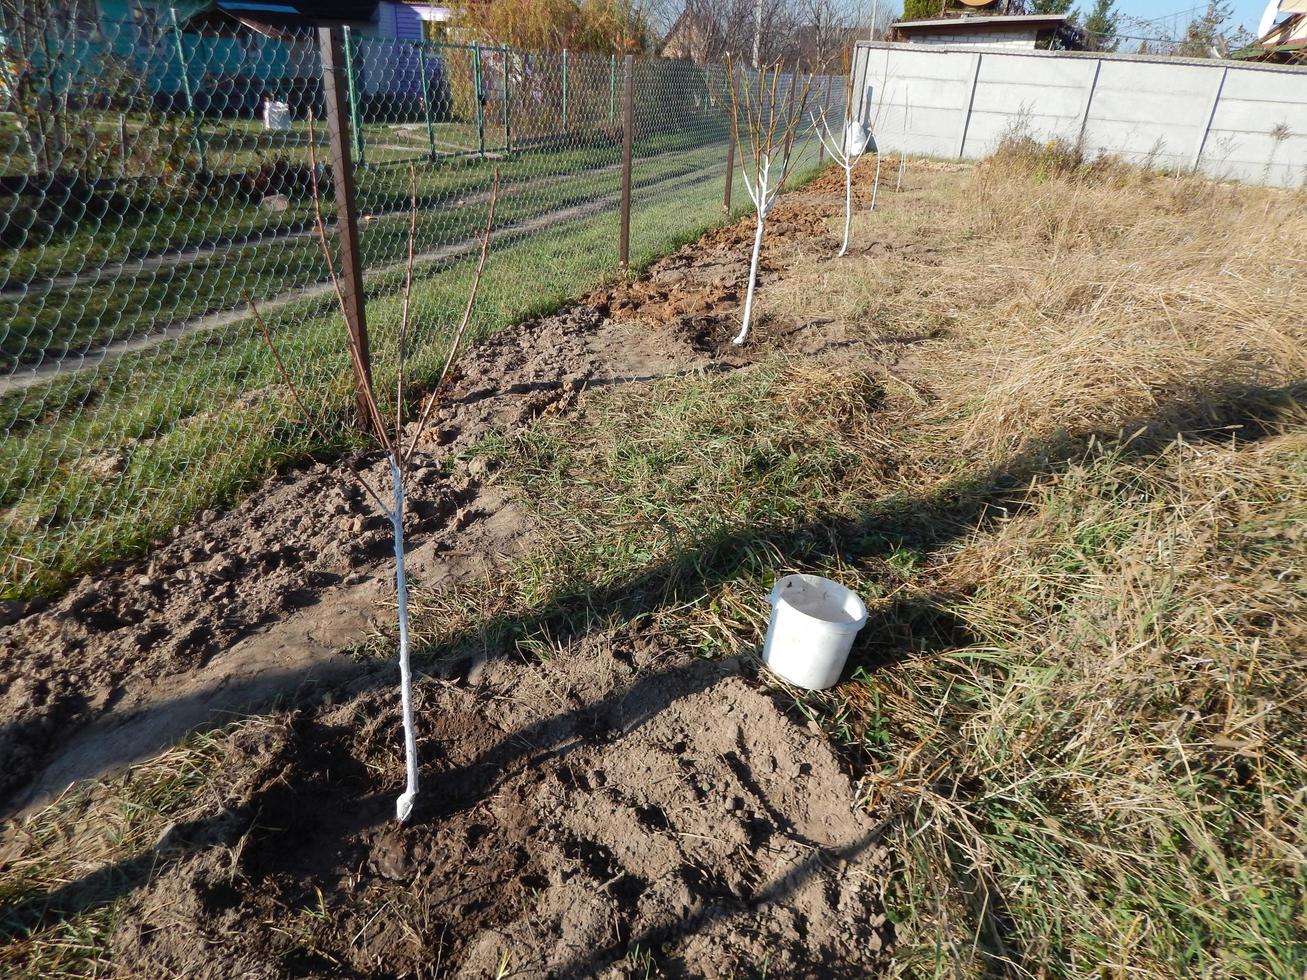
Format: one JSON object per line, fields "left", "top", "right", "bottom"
{"left": 726, "top": 67, "right": 737, "bottom": 216}
{"left": 619, "top": 53, "right": 634, "bottom": 267}
{"left": 723, "top": 69, "right": 736, "bottom": 215}
{"left": 319, "top": 27, "right": 374, "bottom": 426}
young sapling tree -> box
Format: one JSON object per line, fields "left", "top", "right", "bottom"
{"left": 810, "top": 66, "right": 870, "bottom": 257}
{"left": 726, "top": 57, "right": 813, "bottom": 345}
{"left": 250, "top": 116, "right": 499, "bottom": 823}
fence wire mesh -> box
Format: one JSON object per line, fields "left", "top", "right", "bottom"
{"left": 1, "top": 12, "right": 845, "bottom": 599}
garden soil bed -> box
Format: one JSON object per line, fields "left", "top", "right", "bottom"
{"left": 104, "top": 639, "right": 893, "bottom": 978}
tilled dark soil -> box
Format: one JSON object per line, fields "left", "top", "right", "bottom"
{"left": 109, "top": 632, "right": 892, "bottom": 978}
{"left": 0, "top": 304, "right": 710, "bottom": 811}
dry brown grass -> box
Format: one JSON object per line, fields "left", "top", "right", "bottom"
{"left": 770, "top": 144, "right": 1307, "bottom": 469}
{"left": 748, "top": 149, "right": 1307, "bottom": 976}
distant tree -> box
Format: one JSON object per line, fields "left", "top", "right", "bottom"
{"left": 1082, "top": 0, "right": 1118, "bottom": 50}
{"left": 1175, "top": 0, "right": 1245, "bottom": 57}
{"left": 901, "top": 0, "right": 942, "bottom": 20}
{"left": 449, "top": 0, "right": 652, "bottom": 53}
{"left": 1030, "top": 0, "right": 1074, "bottom": 14}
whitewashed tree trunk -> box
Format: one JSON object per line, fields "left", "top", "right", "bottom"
{"left": 389, "top": 456, "right": 419, "bottom": 823}
{"left": 734, "top": 196, "right": 768, "bottom": 345}
{"left": 839, "top": 164, "right": 852, "bottom": 257}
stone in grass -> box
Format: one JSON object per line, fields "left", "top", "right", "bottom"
{"left": 261, "top": 194, "right": 291, "bottom": 212}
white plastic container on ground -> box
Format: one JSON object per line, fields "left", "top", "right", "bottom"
{"left": 762, "top": 574, "right": 868, "bottom": 690}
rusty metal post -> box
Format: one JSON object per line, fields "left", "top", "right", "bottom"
{"left": 619, "top": 53, "right": 634, "bottom": 268}
{"left": 319, "top": 27, "right": 374, "bottom": 425}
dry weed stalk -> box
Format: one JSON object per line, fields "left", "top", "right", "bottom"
{"left": 250, "top": 119, "right": 499, "bottom": 822}
{"left": 725, "top": 57, "right": 815, "bottom": 345}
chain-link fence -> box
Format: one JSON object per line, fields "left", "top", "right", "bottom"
{"left": 0, "top": 12, "right": 844, "bottom": 599}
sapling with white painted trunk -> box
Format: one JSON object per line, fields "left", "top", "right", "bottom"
{"left": 726, "top": 57, "right": 814, "bottom": 345}
{"left": 809, "top": 69, "right": 870, "bottom": 257}
{"left": 249, "top": 117, "right": 499, "bottom": 823}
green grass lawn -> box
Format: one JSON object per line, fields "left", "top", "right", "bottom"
{"left": 0, "top": 135, "right": 734, "bottom": 370}
{"left": 0, "top": 134, "right": 799, "bottom": 598}
{"left": 0, "top": 125, "right": 724, "bottom": 289}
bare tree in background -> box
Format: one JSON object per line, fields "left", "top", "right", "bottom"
{"left": 795, "top": 0, "right": 859, "bottom": 68}
{"left": 662, "top": 0, "right": 802, "bottom": 64}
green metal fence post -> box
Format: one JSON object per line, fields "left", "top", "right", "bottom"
{"left": 502, "top": 45, "right": 512, "bottom": 153}
{"left": 169, "top": 5, "right": 206, "bottom": 171}
{"left": 619, "top": 53, "right": 633, "bottom": 267}
{"left": 418, "top": 42, "right": 437, "bottom": 160}
{"left": 343, "top": 25, "right": 365, "bottom": 167}
{"left": 608, "top": 54, "right": 616, "bottom": 126}
{"left": 473, "top": 43, "right": 485, "bottom": 158}
{"left": 561, "top": 47, "right": 569, "bottom": 134}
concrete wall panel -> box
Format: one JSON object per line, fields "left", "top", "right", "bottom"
{"left": 852, "top": 42, "right": 1307, "bottom": 187}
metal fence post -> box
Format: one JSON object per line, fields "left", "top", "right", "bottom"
{"left": 168, "top": 5, "right": 206, "bottom": 171}
{"left": 1193, "top": 65, "right": 1228, "bottom": 173}
{"left": 561, "top": 47, "right": 569, "bottom": 133}
{"left": 609, "top": 54, "right": 617, "bottom": 126}
{"left": 419, "top": 41, "right": 437, "bottom": 160}
{"left": 343, "top": 25, "right": 365, "bottom": 167}
{"left": 502, "top": 45, "right": 513, "bottom": 153}
{"left": 1076, "top": 59, "right": 1102, "bottom": 148}
{"left": 619, "top": 53, "right": 634, "bottom": 267}
{"left": 319, "top": 27, "right": 374, "bottom": 427}
{"left": 473, "top": 43, "right": 486, "bottom": 158}
{"left": 957, "top": 52, "right": 982, "bottom": 161}
{"left": 723, "top": 73, "right": 736, "bottom": 215}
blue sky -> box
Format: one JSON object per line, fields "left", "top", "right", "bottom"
{"left": 1106, "top": 0, "right": 1269, "bottom": 37}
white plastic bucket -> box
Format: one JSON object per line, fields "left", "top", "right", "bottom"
{"left": 762, "top": 574, "right": 867, "bottom": 690}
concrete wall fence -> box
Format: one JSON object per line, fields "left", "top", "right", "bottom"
{"left": 851, "top": 41, "right": 1307, "bottom": 188}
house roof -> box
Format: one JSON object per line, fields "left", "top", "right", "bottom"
{"left": 893, "top": 14, "right": 1068, "bottom": 30}
{"left": 211, "top": 0, "right": 380, "bottom": 25}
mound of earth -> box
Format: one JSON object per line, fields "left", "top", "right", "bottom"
{"left": 111, "top": 636, "right": 892, "bottom": 978}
